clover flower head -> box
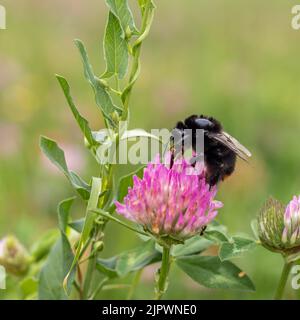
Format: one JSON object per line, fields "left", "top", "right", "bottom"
{"left": 258, "top": 196, "right": 300, "bottom": 257}
{"left": 282, "top": 196, "right": 300, "bottom": 247}
{"left": 115, "top": 154, "right": 223, "bottom": 241}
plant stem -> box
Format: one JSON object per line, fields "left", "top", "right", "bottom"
{"left": 274, "top": 260, "right": 293, "bottom": 300}
{"left": 89, "top": 277, "right": 108, "bottom": 300}
{"left": 155, "top": 246, "right": 172, "bottom": 300}
{"left": 122, "top": 0, "right": 154, "bottom": 119}
{"left": 127, "top": 269, "right": 143, "bottom": 300}
{"left": 82, "top": 242, "right": 97, "bottom": 299}
{"left": 82, "top": 225, "right": 105, "bottom": 299}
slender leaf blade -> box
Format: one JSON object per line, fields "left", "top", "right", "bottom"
{"left": 105, "top": 0, "right": 138, "bottom": 34}
{"left": 38, "top": 198, "right": 76, "bottom": 299}
{"left": 74, "top": 39, "right": 122, "bottom": 126}
{"left": 40, "top": 136, "right": 90, "bottom": 199}
{"left": 56, "top": 75, "right": 96, "bottom": 147}
{"left": 102, "top": 12, "right": 129, "bottom": 79}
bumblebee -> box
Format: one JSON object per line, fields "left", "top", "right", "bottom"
{"left": 171, "top": 115, "right": 252, "bottom": 186}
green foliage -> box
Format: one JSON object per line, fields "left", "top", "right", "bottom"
{"left": 172, "top": 236, "right": 213, "bottom": 257}
{"left": 38, "top": 198, "right": 76, "bottom": 299}
{"left": 39, "top": 136, "right": 90, "bottom": 199}
{"left": 117, "top": 166, "right": 144, "bottom": 202}
{"left": 97, "top": 241, "right": 161, "bottom": 278}
{"left": 75, "top": 39, "right": 121, "bottom": 128}
{"left": 176, "top": 255, "right": 255, "bottom": 291}
{"left": 102, "top": 12, "right": 129, "bottom": 79}
{"left": 66, "top": 177, "right": 102, "bottom": 287}
{"left": 105, "top": 0, "right": 138, "bottom": 35}
{"left": 219, "top": 237, "right": 257, "bottom": 261}
{"left": 56, "top": 75, "right": 97, "bottom": 148}
{"left": 30, "top": 230, "right": 59, "bottom": 262}
{"left": 20, "top": 277, "right": 38, "bottom": 300}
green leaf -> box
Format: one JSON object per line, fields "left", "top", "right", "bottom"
{"left": 138, "top": 0, "right": 155, "bottom": 15}
{"left": 40, "top": 136, "right": 90, "bottom": 200}
{"left": 105, "top": 0, "right": 138, "bottom": 34}
{"left": 68, "top": 218, "right": 85, "bottom": 233}
{"left": 96, "top": 241, "right": 161, "bottom": 278}
{"left": 56, "top": 75, "right": 96, "bottom": 147}
{"left": 116, "top": 241, "right": 161, "bottom": 276}
{"left": 66, "top": 178, "right": 102, "bottom": 286}
{"left": 96, "top": 256, "right": 119, "bottom": 279}
{"left": 117, "top": 166, "right": 144, "bottom": 202}
{"left": 173, "top": 236, "right": 213, "bottom": 257}
{"left": 20, "top": 277, "right": 38, "bottom": 300}
{"left": 30, "top": 229, "right": 59, "bottom": 262}
{"left": 82, "top": 178, "right": 102, "bottom": 245}
{"left": 74, "top": 39, "right": 122, "bottom": 126}
{"left": 102, "top": 12, "right": 129, "bottom": 79}
{"left": 204, "top": 223, "right": 231, "bottom": 243}
{"left": 219, "top": 236, "right": 257, "bottom": 261}
{"left": 38, "top": 198, "right": 76, "bottom": 299}
{"left": 176, "top": 255, "right": 255, "bottom": 291}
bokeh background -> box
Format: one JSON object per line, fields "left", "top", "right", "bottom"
{"left": 1, "top": 0, "right": 300, "bottom": 299}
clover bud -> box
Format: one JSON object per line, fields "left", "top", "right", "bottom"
{"left": 0, "top": 235, "right": 30, "bottom": 276}
{"left": 257, "top": 197, "right": 300, "bottom": 259}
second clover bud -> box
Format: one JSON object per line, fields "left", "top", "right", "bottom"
{"left": 257, "top": 196, "right": 300, "bottom": 259}
{"left": 0, "top": 235, "right": 31, "bottom": 276}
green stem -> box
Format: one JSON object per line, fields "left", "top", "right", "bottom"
{"left": 274, "top": 260, "right": 293, "bottom": 300}
{"left": 82, "top": 223, "right": 105, "bottom": 299}
{"left": 82, "top": 240, "right": 98, "bottom": 299}
{"left": 155, "top": 246, "right": 172, "bottom": 300}
{"left": 89, "top": 277, "right": 108, "bottom": 300}
{"left": 127, "top": 269, "right": 143, "bottom": 300}
{"left": 122, "top": 0, "right": 154, "bottom": 120}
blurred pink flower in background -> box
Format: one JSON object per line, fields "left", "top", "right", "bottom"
{"left": 0, "top": 122, "right": 22, "bottom": 158}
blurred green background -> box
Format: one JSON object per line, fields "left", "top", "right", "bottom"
{"left": 1, "top": 0, "right": 300, "bottom": 299}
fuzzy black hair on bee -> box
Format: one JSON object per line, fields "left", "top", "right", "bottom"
{"left": 171, "top": 114, "right": 251, "bottom": 186}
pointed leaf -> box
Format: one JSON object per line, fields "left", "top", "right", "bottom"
{"left": 96, "top": 241, "right": 161, "bottom": 278}
{"left": 102, "top": 12, "right": 129, "bottom": 79}
{"left": 30, "top": 229, "right": 59, "bottom": 262}
{"left": 117, "top": 166, "right": 144, "bottom": 202}
{"left": 219, "top": 236, "right": 257, "bottom": 261}
{"left": 66, "top": 178, "right": 102, "bottom": 285}
{"left": 68, "top": 218, "right": 85, "bottom": 233}
{"left": 56, "top": 75, "right": 96, "bottom": 147}
{"left": 75, "top": 39, "right": 122, "bottom": 126}
{"left": 176, "top": 255, "right": 255, "bottom": 291}
{"left": 173, "top": 236, "right": 213, "bottom": 257}
{"left": 105, "top": 0, "right": 138, "bottom": 34}
{"left": 38, "top": 198, "right": 76, "bottom": 299}
{"left": 40, "top": 136, "right": 90, "bottom": 199}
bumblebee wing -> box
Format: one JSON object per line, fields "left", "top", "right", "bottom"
{"left": 207, "top": 131, "right": 252, "bottom": 161}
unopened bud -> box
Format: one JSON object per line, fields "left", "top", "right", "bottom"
{"left": 0, "top": 236, "right": 30, "bottom": 276}
{"left": 257, "top": 196, "right": 300, "bottom": 258}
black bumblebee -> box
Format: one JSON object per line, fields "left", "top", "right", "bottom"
{"left": 171, "top": 115, "right": 252, "bottom": 186}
